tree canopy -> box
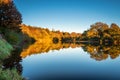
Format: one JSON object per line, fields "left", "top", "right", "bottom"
{"left": 0, "top": 0, "right": 22, "bottom": 28}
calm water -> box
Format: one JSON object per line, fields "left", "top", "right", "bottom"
{"left": 21, "top": 47, "right": 120, "bottom": 80}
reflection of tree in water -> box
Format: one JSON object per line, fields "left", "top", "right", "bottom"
{"left": 81, "top": 43, "right": 120, "bottom": 61}
{"left": 20, "top": 38, "right": 84, "bottom": 58}
{"left": 21, "top": 36, "right": 120, "bottom": 61}
{"left": 20, "top": 22, "right": 120, "bottom": 61}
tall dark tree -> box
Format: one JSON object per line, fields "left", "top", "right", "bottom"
{"left": 0, "top": 0, "right": 22, "bottom": 28}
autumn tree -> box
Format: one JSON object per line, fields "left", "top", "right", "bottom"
{"left": 110, "top": 23, "right": 119, "bottom": 31}
{"left": 90, "top": 22, "right": 109, "bottom": 38}
{"left": 0, "top": 0, "right": 22, "bottom": 29}
{"left": 90, "top": 22, "right": 109, "bottom": 31}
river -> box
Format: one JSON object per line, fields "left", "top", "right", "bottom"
{"left": 21, "top": 44, "right": 120, "bottom": 80}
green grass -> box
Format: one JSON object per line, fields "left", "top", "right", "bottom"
{"left": 0, "top": 68, "right": 23, "bottom": 80}
{"left": 0, "top": 38, "right": 13, "bottom": 60}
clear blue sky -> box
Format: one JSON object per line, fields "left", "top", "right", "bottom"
{"left": 14, "top": 0, "right": 120, "bottom": 33}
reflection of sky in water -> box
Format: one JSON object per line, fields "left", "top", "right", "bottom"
{"left": 22, "top": 47, "right": 120, "bottom": 80}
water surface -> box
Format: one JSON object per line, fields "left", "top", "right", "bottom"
{"left": 21, "top": 46, "right": 120, "bottom": 80}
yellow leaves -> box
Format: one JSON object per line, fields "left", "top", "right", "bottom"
{"left": 20, "top": 24, "right": 82, "bottom": 58}
{"left": 110, "top": 23, "right": 119, "bottom": 31}
{"left": 103, "top": 33, "right": 111, "bottom": 37}
{"left": 86, "top": 46, "right": 98, "bottom": 54}
{"left": 90, "top": 22, "right": 109, "bottom": 31}
{"left": 20, "top": 26, "right": 82, "bottom": 58}
{"left": 87, "top": 29, "right": 98, "bottom": 37}
{"left": 20, "top": 22, "right": 120, "bottom": 61}
{"left": 20, "top": 38, "right": 80, "bottom": 58}
{"left": 20, "top": 24, "right": 50, "bottom": 41}
{"left": 0, "top": 0, "right": 11, "bottom": 4}
{"left": 83, "top": 44, "right": 120, "bottom": 61}
{"left": 71, "top": 32, "right": 77, "bottom": 37}
{"left": 20, "top": 24, "right": 81, "bottom": 42}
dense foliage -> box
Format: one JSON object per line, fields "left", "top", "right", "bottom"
{"left": 81, "top": 22, "right": 120, "bottom": 44}
{"left": 0, "top": 0, "right": 22, "bottom": 29}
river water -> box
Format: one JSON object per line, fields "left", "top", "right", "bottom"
{"left": 21, "top": 45, "right": 120, "bottom": 80}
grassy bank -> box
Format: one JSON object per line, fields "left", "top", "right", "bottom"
{"left": 0, "top": 67, "right": 23, "bottom": 80}
{"left": 0, "top": 35, "right": 23, "bottom": 80}
{"left": 0, "top": 36, "right": 13, "bottom": 61}
{"left": 0, "top": 27, "right": 34, "bottom": 80}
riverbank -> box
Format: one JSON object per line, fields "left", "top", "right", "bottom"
{"left": 0, "top": 27, "right": 34, "bottom": 80}
{"left": 0, "top": 34, "right": 13, "bottom": 61}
